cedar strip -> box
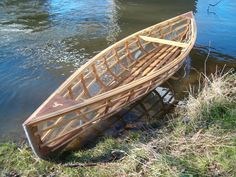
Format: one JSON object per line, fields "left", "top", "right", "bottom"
{"left": 142, "top": 47, "right": 178, "bottom": 76}
{"left": 116, "top": 47, "right": 160, "bottom": 78}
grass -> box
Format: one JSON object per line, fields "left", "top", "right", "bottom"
{"left": 0, "top": 71, "right": 235, "bottom": 177}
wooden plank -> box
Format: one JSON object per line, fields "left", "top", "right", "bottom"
{"left": 139, "top": 35, "right": 188, "bottom": 48}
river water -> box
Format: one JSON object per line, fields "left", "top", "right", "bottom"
{"left": 0, "top": 0, "right": 235, "bottom": 141}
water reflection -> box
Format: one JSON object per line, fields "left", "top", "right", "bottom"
{"left": 195, "top": 0, "right": 236, "bottom": 58}
{"left": 116, "top": 0, "right": 197, "bottom": 39}
{"left": 0, "top": 0, "right": 50, "bottom": 32}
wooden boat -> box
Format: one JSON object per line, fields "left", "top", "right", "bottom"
{"left": 23, "top": 11, "right": 197, "bottom": 158}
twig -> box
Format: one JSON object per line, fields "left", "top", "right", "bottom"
{"left": 64, "top": 163, "right": 98, "bottom": 167}
{"left": 207, "top": 0, "right": 224, "bottom": 12}
{"left": 209, "top": 0, "right": 223, "bottom": 7}
{"left": 204, "top": 41, "right": 211, "bottom": 75}
{"left": 63, "top": 150, "right": 126, "bottom": 168}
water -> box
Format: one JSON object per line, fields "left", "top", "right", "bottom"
{"left": 0, "top": 0, "right": 235, "bottom": 141}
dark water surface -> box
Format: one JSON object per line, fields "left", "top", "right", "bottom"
{"left": 0, "top": 0, "right": 235, "bottom": 140}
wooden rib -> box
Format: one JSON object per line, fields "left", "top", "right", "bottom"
{"left": 149, "top": 17, "right": 187, "bottom": 36}
{"left": 67, "top": 86, "right": 74, "bottom": 99}
{"left": 136, "top": 36, "right": 148, "bottom": 53}
{"left": 58, "top": 109, "right": 91, "bottom": 136}
{"left": 75, "top": 79, "right": 100, "bottom": 101}
{"left": 103, "top": 100, "right": 111, "bottom": 115}
{"left": 41, "top": 116, "right": 64, "bottom": 140}
{"left": 144, "top": 81, "right": 153, "bottom": 95}
{"left": 124, "top": 90, "right": 133, "bottom": 103}
{"left": 125, "top": 41, "right": 134, "bottom": 61}
{"left": 103, "top": 57, "right": 120, "bottom": 81}
{"left": 80, "top": 74, "right": 91, "bottom": 98}
{"left": 113, "top": 48, "right": 129, "bottom": 71}
{"left": 91, "top": 64, "right": 107, "bottom": 90}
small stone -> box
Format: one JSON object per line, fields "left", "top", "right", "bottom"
{"left": 182, "top": 116, "right": 190, "bottom": 124}
{"left": 111, "top": 150, "right": 126, "bottom": 160}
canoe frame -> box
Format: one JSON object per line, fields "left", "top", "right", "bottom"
{"left": 23, "top": 11, "right": 197, "bottom": 159}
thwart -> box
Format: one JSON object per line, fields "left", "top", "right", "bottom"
{"left": 23, "top": 11, "right": 197, "bottom": 159}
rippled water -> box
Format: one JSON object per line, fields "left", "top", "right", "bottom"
{"left": 0, "top": 0, "right": 235, "bottom": 140}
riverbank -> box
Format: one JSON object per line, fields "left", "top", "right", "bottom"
{"left": 1, "top": 71, "right": 235, "bottom": 177}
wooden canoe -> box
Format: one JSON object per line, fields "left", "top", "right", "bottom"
{"left": 23, "top": 11, "right": 197, "bottom": 158}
